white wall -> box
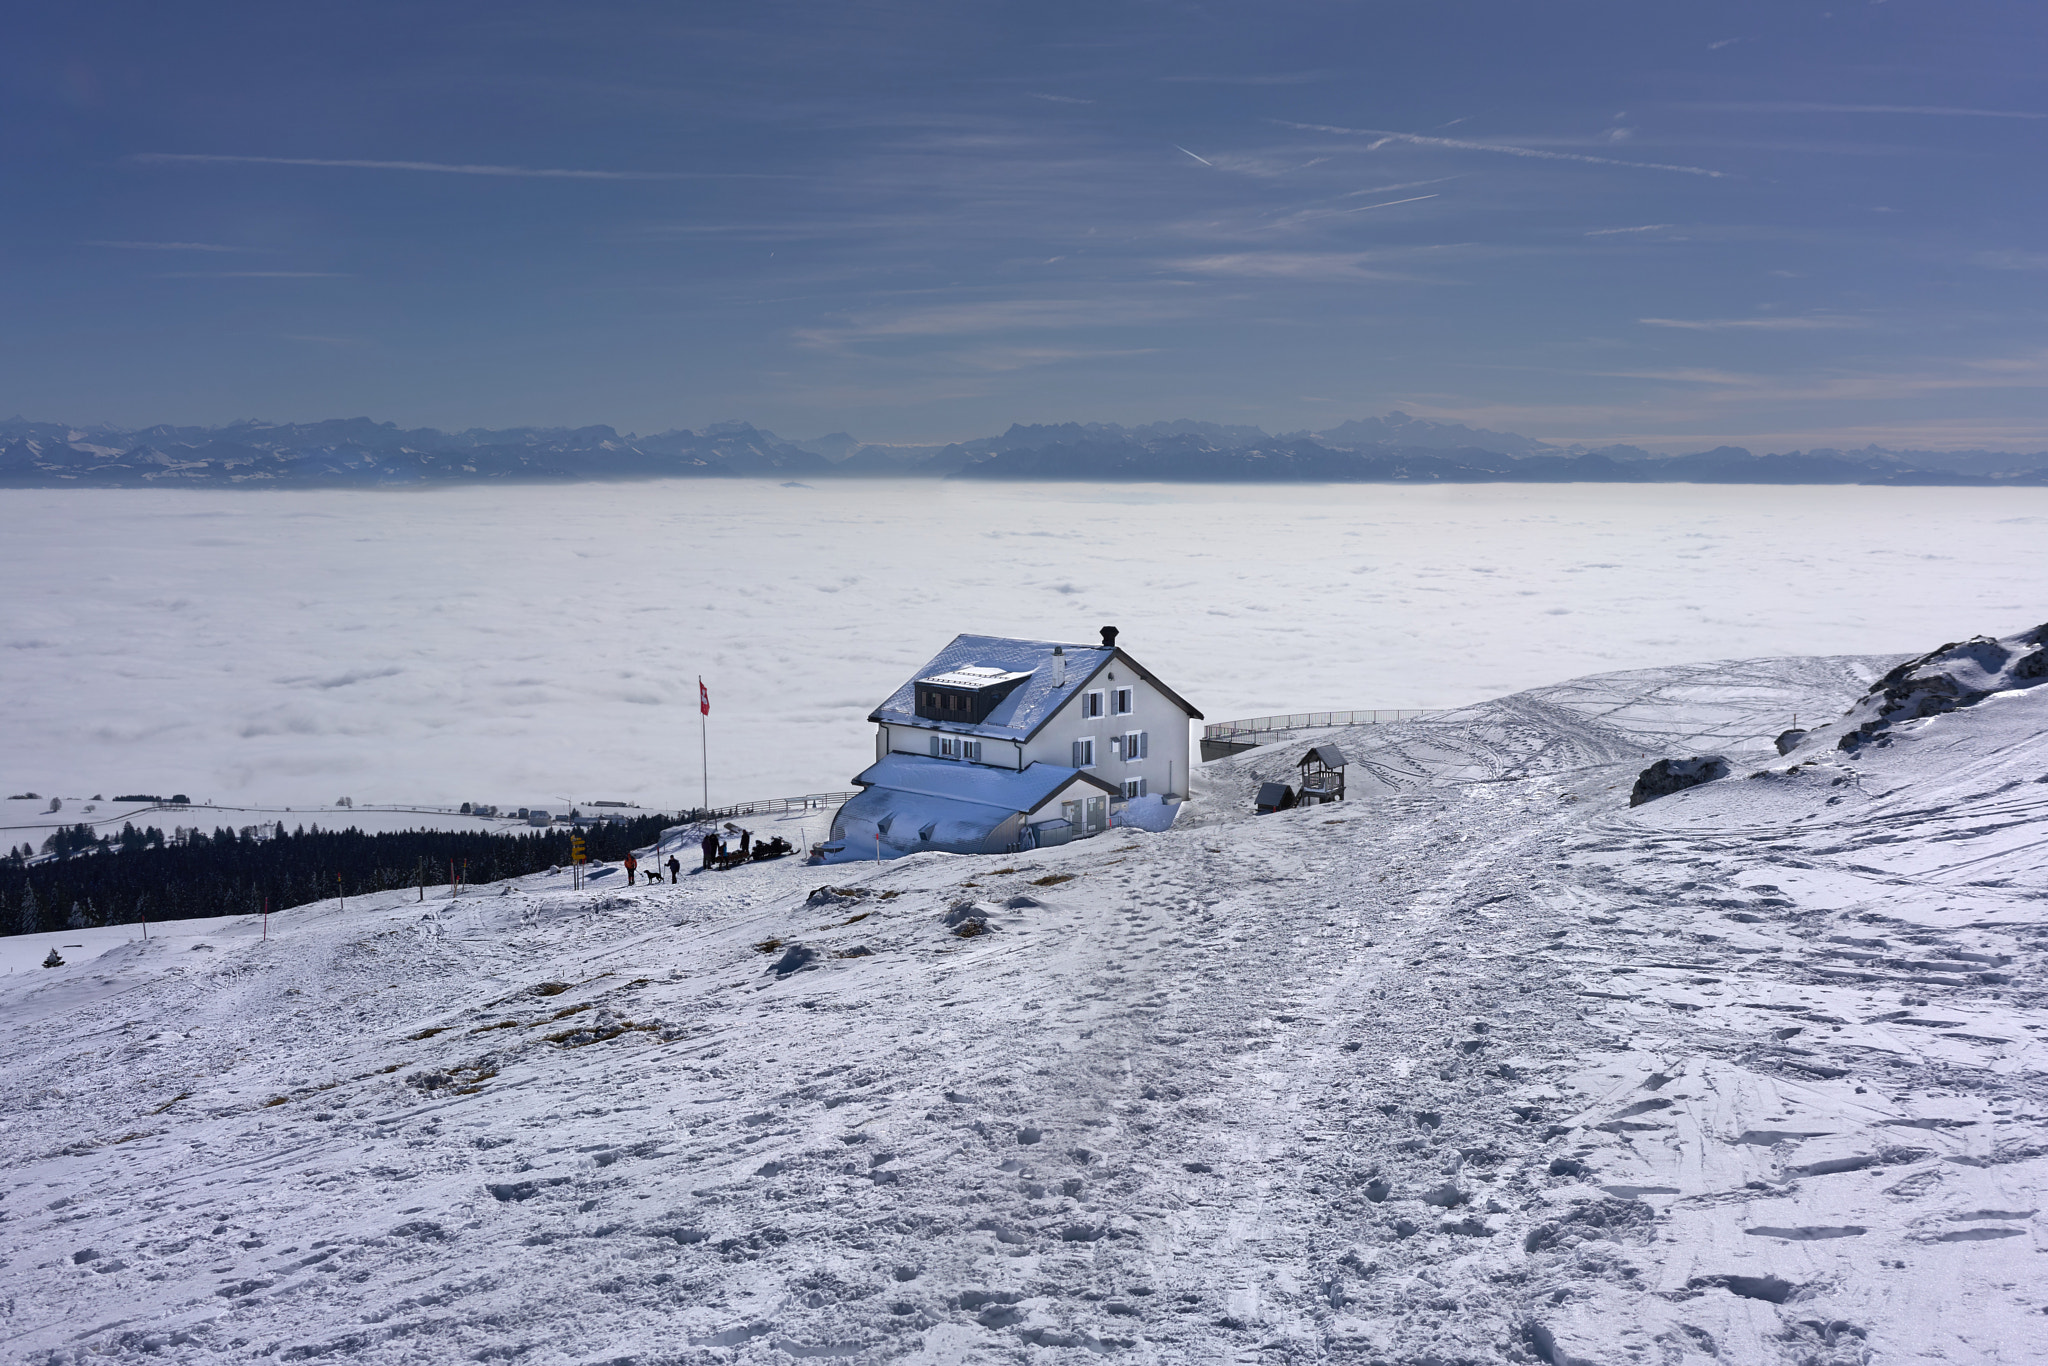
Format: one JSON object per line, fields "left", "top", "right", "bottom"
{"left": 1019, "top": 658, "right": 1191, "bottom": 799}
{"left": 869, "top": 653, "right": 1194, "bottom": 797}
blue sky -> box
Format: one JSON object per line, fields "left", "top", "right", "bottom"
{"left": 7, "top": 0, "right": 2048, "bottom": 449}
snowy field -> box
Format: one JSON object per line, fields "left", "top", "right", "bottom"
{"left": 3, "top": 481, "right": 2047, "bottom": 813}
{"left": 3, "top": 635, "right": 2043, "bottom": 1365}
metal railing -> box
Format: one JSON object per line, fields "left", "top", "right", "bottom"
{"left": 1203, "top": 709, "right": 1443, "bottom": 741}
{"left": 671, "top": 792, "right": 858, "bottom": 824}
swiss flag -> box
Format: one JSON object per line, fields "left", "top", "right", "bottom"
{"left": 699, "top": 678, "right": 710, "bottom": 715}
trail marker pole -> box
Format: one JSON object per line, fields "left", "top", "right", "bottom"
{"left": 337, "top": 874, "right": 344, "bottom": 912}
{"left": 262, "top": 897, "right": 269, "bottom": 941}
{"left": 417, "top": 856, "right": 424, "bottom": 903}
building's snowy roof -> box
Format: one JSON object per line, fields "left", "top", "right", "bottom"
{"left": 851, "top": 753, "right": 1116, "bottom": 814}
{"left": 870, "top": 633, "right": 1202, "bottom": 740}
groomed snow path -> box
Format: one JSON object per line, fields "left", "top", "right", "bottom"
{"left": 4, "top": 654, "right": 2045, "bottom": 1366}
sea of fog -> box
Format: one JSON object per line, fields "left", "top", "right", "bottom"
{"left": 3, "top": 480, "right": 2044, "bottom": 812}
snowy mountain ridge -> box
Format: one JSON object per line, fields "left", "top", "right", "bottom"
{"left": 6, "top": 412, "right": 2048, "bottom": 488}
{"left": 2, "top": 633, "right": 2044, "bottom": 1365}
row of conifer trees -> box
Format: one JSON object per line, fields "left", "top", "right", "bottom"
{"left": 0, "top": 816, "right": 677, "bottom": 936}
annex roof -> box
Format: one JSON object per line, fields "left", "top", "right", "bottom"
{"left": 869, "top": 633, "right": 1203, "bottom": 741}
{"left": 851, "top": 753, "right": 1118, "bottom": 814}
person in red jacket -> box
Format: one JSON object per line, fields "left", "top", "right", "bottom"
{"left": 623, "top": 853, "right": 639, "bottom": 885}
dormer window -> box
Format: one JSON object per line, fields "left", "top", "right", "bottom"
{"left": 912, "top": 664, "right": 1032, "bottom": 724}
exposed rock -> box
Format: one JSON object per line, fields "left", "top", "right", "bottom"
{"left": 1774, "top": 728, "right": 1809, "bottom": 755}
{"left": 1835, "top": 623, "right": 2048, "bottom": 752}
{"left": 1628, "top": 756, "right": 1730, "bottom": 807}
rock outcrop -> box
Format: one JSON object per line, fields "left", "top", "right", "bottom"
{"left": 1835, "top": 623, "right": 2048, "bottom": 752}
{"left": 1628, "top": 755, "right": 1731, "bottom": 807}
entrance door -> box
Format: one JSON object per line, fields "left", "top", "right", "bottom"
{"left": 1061, "top": 800, "right": 1083, "bottom": 834}
{"left": 1085, "top": 796, "right": 1107, "bottom": 833}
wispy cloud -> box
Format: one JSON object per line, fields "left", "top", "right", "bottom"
{"left": 1639, "top": 314, "right": 1867, "bottom": 331}
{"left": 793, "top": 297, "right": 1190, "bottom": 350}
{"left": 1275, "top": 122, "right": 1733, "bottom": 178}
{"left": 1158, "top": 71, "right": 1332, "bottom": 86}
{"left": 1341, "top": 177, "right": 1459, "bottom": 198}
{"left": 1030, "top": 93, "right": 1094, "bottom": 105}
{"left": 1974, "top": 250, "right": 2048, "bottom": 272}
{"left": 159, "top": 270, "right": 351, "bottom": 279}
{"left": 131, "top": 153, "right": 695, "bottom": 180}
{"left": 956, "top": 345, "right": 1160, "bottom": 372}
{"left": 1339, "top": 194, "right": 1439, "bottom": 213}
{"left": 86, "top": 239, "right": 258, "bottom": 252}
{"left": 1584, "top": 223, "right": 1674, "bottom": 236}
{"left": 1162, "top": 251, "right": 1435, "bottom": 283}
{"left": 1674, "top": 101, "right": 2048, "bottom": 120}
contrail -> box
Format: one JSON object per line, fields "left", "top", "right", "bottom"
{"left": 1277, "top": 121, "right": 1733, "bottom": 178}
{"left": 1174, "top": 144, "right": 1215, "bottom": 167}
{"left": 1341, "top": 193, "right": 1439, "bottom": 213}
{"left": 131, "top": 153, "right": 692, "bottom": 180}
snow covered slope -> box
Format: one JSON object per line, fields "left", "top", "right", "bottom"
{"left": 3, "top": 646, "right": 2044, "bottom": 1365}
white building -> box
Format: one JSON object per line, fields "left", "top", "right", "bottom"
{"left": 825, "top": 627, "right": 1203, "bottom": 860}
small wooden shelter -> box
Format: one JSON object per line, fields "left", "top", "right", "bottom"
{"left": 1254, "top": 781, "right": 1295, "bottom": 814}
{"left": 1296, "top": 743, "right": 1347, "bottom": 805}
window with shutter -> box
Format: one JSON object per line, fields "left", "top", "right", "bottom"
{"left": 1072, "top": 737, "right": 1096, "bottom": 767}
{"left": 929, "top": 737, "right": 940, "bottom": 757}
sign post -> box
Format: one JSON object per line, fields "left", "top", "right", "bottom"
{"left": 571, "top": 833, "right": 586, "bottom": 890}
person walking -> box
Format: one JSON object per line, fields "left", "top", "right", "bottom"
{"left": 623, "top": 853, "right": 639, "bottom": 885}
{"left": 701, "top": 831, "right": 718, "bottom": 870}
{"left": 666, "top": 854, "right": 681, "bottom": 883}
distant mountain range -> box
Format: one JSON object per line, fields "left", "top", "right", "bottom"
{"left": 4, "top": 412, "right": 2045, "bottom": 488}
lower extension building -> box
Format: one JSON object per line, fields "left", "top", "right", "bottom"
{"left": 824, "top": 627, "right": 1203, "bottom": 860}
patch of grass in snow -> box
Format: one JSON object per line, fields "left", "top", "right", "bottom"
{"left": 409, "top": 1026, "right": 449, "bottom": 1041}
{"left": 990, "top": 867, "right": 1017, "bottom": 875}
{"left": 841, "top": 912, "right": 870, "bottom": 925}
{"left": 262, "top": 1096, "right": 290, "bottom": 1108}
{"left": 147, "top": 1091, "right": 192, "bottom": 1115}
{"left": 543, "top": 1020, "right": 654, "bottom": 1049}
{"left": 755, "top": 937, "right": 785, "bottom": 954}
{"left": 1030, "top": 874, "right": 1076, "bottom": 887}
{"left": 534, "top": 982, "right": 571, "bottom": 996}
{"left": 472, "top": 1019, "right": 523, "bottom": 1033}
{"left": 548, "top": 1002, "right": 593, "bottom": 1021}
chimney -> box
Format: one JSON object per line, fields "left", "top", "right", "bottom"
{"left": 1100, "top": 625, "right": 1119, "bottom": 650}
{"left": 1051, "top": 646, "right": 1066, "bottom": 687}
